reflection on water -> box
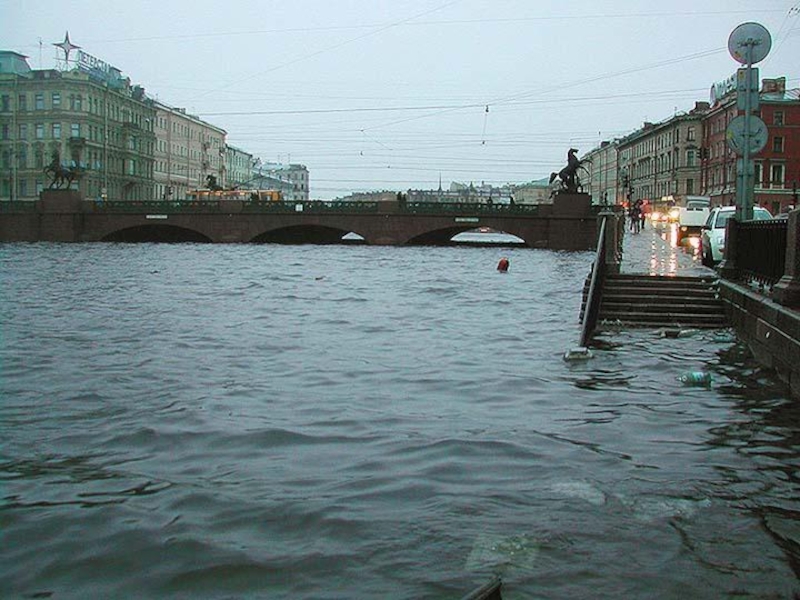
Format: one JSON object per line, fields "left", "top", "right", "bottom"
{"left": 1, "top": 243, "right": 799, "bottom": 598}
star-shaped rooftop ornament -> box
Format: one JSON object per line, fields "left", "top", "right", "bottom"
{"left": 53, "top": 31, "right": 81, "bottom": 63}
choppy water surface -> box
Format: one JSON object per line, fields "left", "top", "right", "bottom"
{"left": 2, "top": 243, "right": 799, "bottom": 599}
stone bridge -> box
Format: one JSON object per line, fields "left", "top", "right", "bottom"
{"left": 0, "top": 190, "right": 601, "bottom": 250}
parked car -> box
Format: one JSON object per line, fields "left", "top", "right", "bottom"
{"left": 700, "top": 205, "right": 773, "bottom": 267}
{"left": 677, "top": 196, "right": 711, "bottom": 243}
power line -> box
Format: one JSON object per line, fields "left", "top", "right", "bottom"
{"left": 192, "top": 0, "right": 465, "bottom": 100}
{"left": 24, "top": 9, "right": 787, "bottom": 46}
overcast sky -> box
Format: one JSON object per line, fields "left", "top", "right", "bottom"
{"left": 4, "top": 0, "right": 799, "bottom": 199}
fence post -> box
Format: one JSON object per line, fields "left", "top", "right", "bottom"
{"left": 599, "top": 209, "right": 621, "bottom": 275}
{"left": 773, "top": 208, "right": 800, "bottom": 307}
{"left": 718, "top": 217, "right": 739, "bottom": 280}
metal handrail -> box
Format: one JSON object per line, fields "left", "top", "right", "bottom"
{"left": 579, "top": 214, "right": 608, "bottom": 347}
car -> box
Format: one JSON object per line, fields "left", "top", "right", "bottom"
{"left": 677, "top": 196, "right": 710, "bottom": 243}
{"left": 700, "top": 205, "right": 773, "bottom": 267}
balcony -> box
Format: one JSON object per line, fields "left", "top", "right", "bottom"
{"left": 68, "top": 136, "right": 86, "bottom": 148}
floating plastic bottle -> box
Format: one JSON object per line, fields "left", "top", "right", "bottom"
{"left": 678, "top": 371, "right": 712, "bottom": 386}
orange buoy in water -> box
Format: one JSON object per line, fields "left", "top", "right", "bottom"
{"left": 497, "top": 257, "right": 509, "bottom": 272}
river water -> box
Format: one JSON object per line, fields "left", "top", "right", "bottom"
{"left": 2, "top": 242, "right": 799, "bottom": 599}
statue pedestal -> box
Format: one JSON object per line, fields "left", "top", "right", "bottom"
{"left": 553, "top": 192, "right": 591, "bottom": 216}
{"left": 39, "top": 189, "right": 83, "bottom": 213}
{"left": 37, "top": 189, "right": 84, "bottom": 241}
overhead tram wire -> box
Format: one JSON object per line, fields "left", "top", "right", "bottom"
{"left": 360, "top": 46, "right": 728, "bottom": 133}
{"left": 189, "top": 0, "right": 465, "bottom": 101}
{"left": 51, "top": 8, "right": 788, "bottom": 47}
{"left": 197, "top": 86, "right": 709, "bottom": 118}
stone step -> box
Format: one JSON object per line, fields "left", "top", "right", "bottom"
{"left": 601, "top": 300, "right": 725, "bottom": 314}
{"left": 598, "top": 311, "right": 729, "bottom": 328}
{"left": 584, "top": 273, "right": 729, "bottom": 330}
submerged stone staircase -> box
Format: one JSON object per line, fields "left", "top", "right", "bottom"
{"left": 591, "top": 274, "right": 729, "bottom": 329}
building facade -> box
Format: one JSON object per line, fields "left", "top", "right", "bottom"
{"left": 701, "top": 77, "right": 800, "bottom": 214}
{"left": 581, "top": 140, "right": 619, "bottom": 205}
{"left": 153, "top": 101, "right": 226, "bottom": 200}
{"left": 225, "top": 144, "right": 253, "bottom": 190}
{"left": 257, "top": 162, "right": 309, "bottom": 201}
{"left": 617, "top": 102, "right": 709, "bottom": 209}
{"left": 0, "top": 50, "right": 156, "bottom": 202}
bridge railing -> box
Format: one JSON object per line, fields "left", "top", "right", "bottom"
{"left": 85, "top": 200, "right": 383, "bottom": 214}
{"left": 0, "top": 201, "right": 38, "bottom": 213}
{"left": 401, "top": 201, "right": 543, "bottom": 215}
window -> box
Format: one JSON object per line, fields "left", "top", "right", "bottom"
{"left": 35, "top": 93, "right": 44, "bottom": 110}
{"left": 18, "top": 94, "right": 27, "bottom": 111}
{"left": 754, "top": 162, "right": 763, "bottom": 186}
{"left": 1, "top": 95, "right": 9, "bottom": 112}
{"left": 18, "top": 145, "right": 27, "bottom": 168}
{"left": 687, "top": 126, "right": 696, "bottom": 141}
{"left": 771, "top": 163, "right": 785, "bottom": 188}
{"left": 35, "top": 124, "right": 44, "bottom": 139}
{"left": 1, "top": 124, "right": 8, "bottom": 140}
{"left": 686, "top": 179, "right": 694, "bottom": 194}
{"left": 686, "top": 149, "right": 696, "bottom": 167}
{"left": 52, "top": 92, "right": 61, "bottom": 108}
{"left": 19, "top": 179, "right": 28, "bottom": 197}
{"left": 773, "top": 136, "right": 784, "bottom": 153}
{"left": 70, "top": 123, "right": 80, "bottom": 138}
{"left": 19, "top": 124, "right": 27, "bottom": 139}
{"left": 774, "top": 111, "right": 784, "bottom": 126}
{"left": 52, "top": 123, "right": 61, "bottom": 138}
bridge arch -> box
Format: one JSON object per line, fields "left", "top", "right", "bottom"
{"left": 101, "top": 224, "right": 212, "bottom": 243}
{"left": 250, "top": 224, "right": 364, "bottom": 245}
{"left": 404, "top": 225, "right": 528, "bottom": 247}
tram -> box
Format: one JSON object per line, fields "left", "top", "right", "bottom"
{"left": 186, "top": 189, "right": 283, "bottom": 203}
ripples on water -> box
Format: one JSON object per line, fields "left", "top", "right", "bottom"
{"left": 2, "top": 243, "right": 800, "bottom": 599}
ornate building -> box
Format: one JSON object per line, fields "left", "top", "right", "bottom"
{"left": 616, "top": 102, "right": 709, "bottom": 208}
{"left": 153, "top": 101, "right": 226, "bottom": 200}
{"left": 701, "top": 77, "right": 800, "bottom": 214}
{"left": 256, "top": 161, "right": 309, "bottom": 202}
{"left": 0, "top": 49, "right": 155, "bottom": 202}
{"left": 225, "top": 144, "right": 254, "bottom": 190}
{"left": 580, "top": 140, "right": 620, "bottom": 205}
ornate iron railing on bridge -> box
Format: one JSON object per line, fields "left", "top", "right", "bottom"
{"left": 88, "top": 200, "right": 381, "bottom": 214}
{"left": 84, "top": 199, "right": 552, "bottom": 216}
{"left": 402, "top": 201, "right": 542, "bottom": 215}
{"left": 0, "top": 201, "right": 38, "bottom": 213}
{"left": 735, "top": 218, "right": 788, "bottom": 288}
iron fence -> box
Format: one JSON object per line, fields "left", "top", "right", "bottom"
{"left": 402, "top": 201, "right": 543, "bottom": 215}
{"left": 735, "top": 218, "right": 787, "bottom": 288}
{"left": 0, "top": 201, "right": 38, "bottom": 213}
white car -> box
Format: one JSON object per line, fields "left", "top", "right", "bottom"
{"left": 700, "top": 206, "right": 773, "bottom": 266}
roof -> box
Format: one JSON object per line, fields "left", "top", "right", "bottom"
{"left": 761, "top": 89, "right": 800, "bottom": 102}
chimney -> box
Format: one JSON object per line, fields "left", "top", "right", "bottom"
{"left": 693, "top": 101, "right": 710, "bottom": 113}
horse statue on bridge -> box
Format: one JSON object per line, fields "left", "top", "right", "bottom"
{"left": 549, "top": 148, "right": 591, "bottom": 195}
{"left": 44, "top": 153, "right": 81, "bottom": 189}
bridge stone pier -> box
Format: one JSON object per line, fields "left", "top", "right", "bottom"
{"left": 1, "top": 191, "right": 600, "bottom": 250}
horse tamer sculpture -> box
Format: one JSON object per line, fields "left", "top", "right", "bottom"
{"left": 549, "top": 148, "right": 591, "bottom": 194}
{"left": 44, "top": 153, "right": 81, "bottom": 189}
